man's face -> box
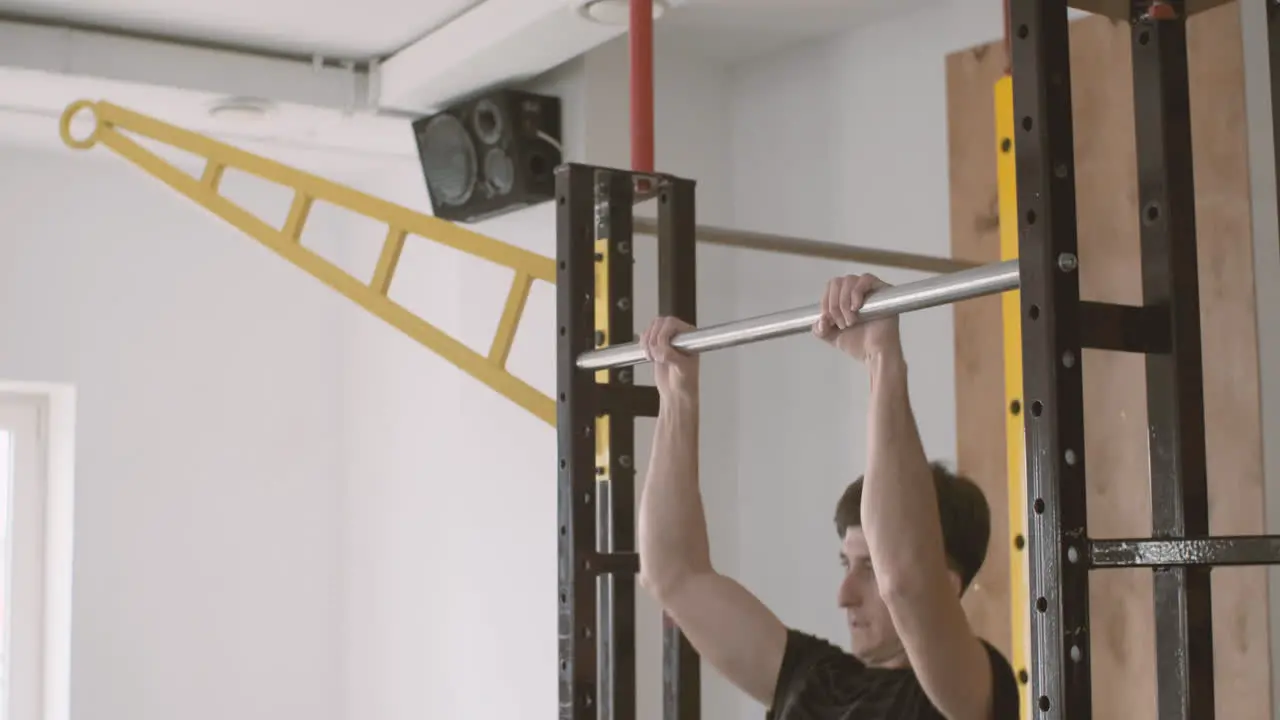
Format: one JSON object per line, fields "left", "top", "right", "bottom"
{"left": 838, "top": 527, "right": 906, "bottom": 667}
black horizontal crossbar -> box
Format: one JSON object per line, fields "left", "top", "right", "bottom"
{"left": 587, "top": 552, "right": 641, "bottom": 575}
{"left": 1090, "top": 536, "right": 1280, "bottom": 568}
{"left": 597, "top": 385, "right": 660, "bottom": 418}
{"left": 1078, "top": 301, "right": 1170, "bottom": 353}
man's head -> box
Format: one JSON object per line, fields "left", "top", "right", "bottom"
{"left": 832, "top": 462, "right": 991, "bottom": 665}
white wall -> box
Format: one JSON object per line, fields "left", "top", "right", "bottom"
{"left": 337, "top": 32, "right": 744, "bottom": 720}
{"left": 0, "top": 32, "right": 742, "bottom": 720}
{"left": 724, "top": 2, "right": 1001, "bottom": 715}
{"left": 0, "top": 144, "right": 348, "bottom": 720}
{"left": 0, "top": 4, "right": 1050, "bottom": 718}
{"left": 335, "top": 58, "right": 579, "bottom": 720}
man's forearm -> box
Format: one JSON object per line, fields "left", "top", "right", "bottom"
{"left": 860, "top": 349, "right": 951, "bottom": 596}
{"left": 638, "top": 392, "right": 713, "bottom": 596}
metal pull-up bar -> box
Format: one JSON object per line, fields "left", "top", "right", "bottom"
{"left": 576, "top": 259, "right": 1022, "bottom": 370}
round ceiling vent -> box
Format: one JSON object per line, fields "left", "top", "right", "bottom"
{"left": 574, "top": 0, "right": 668, "bottom": 25}
{"left": 209, "top": 97, "right": 274, "bottom": 121}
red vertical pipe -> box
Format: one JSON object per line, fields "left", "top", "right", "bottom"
{"left": 630, "top": 0, "right": 655, "bottom": 172}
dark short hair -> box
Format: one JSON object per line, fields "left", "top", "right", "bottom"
{"left": 834, "top": 462, "right": 991, "bottom": 591}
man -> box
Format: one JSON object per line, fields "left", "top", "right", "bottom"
{"left": 636, "top": 273, "right": 1020, "bottom": 719}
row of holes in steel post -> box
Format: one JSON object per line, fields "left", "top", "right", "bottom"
{"left": 1014, "top": 20, "right": 1075, "bottom": 716}
{"left": 550, "top": 188, "right": 665, "bottom": 697}
{"left": 1015, "top": 17, "right": 1168, "bottom": 714}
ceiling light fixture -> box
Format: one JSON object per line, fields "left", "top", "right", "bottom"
{"left": 208, "top": 97, "right": 274, "bottom": 122}
{"left": 575, "top": 0, "right": 668, "bottom": 25}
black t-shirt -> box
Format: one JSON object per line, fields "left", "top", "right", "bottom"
{"left": 766, "top": 629, "right": 1020, "bottom": 719}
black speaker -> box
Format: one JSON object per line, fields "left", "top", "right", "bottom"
{"left": 411, "top": 88, "right": 562, "bottom": 224}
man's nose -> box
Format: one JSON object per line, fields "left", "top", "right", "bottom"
{"left": 838, "top": 574, "right": 861, "bottom": 607}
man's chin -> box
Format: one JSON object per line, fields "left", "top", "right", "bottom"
{"left": 850, "top": 630, "right": 886, "bottom": 657}
{"left": 848, "top": 634, "right": 871, "bottom": 656}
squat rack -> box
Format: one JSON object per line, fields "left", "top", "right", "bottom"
{"left": 556, "top": 1, "right": 1280, "bottom": 719}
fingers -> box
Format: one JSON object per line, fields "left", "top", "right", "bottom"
{"left": 654, "top": 317, "right": 681, "bottom": 363}
{"left": 849, "top": 273, "right": 881, "bottom": 324}
{"left": 640, "top": 321, "right": 655, "bottom": 361}
{"left": 820, "top": 274, "right": 889, "bottom": 329}
{"left": 839, "top": 277, "right": 858, "bottom": 328}
{"left": 642, "top": 316, "right": 695, "bottom": 364}
{"left": 823, "top": 278, "right": 841, "bottom": 331}
{"left": 641, "top": 318, "right": 661, "bottom": 362}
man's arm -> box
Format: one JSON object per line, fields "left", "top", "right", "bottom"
{"left": 860, "top": 347, "right": 993, "bottom": 720}
{"left": 815, "top": 273, "right": 995, "bottom": 720}
{"left": 637, "top": 319, "right": 789, "bottom": 707}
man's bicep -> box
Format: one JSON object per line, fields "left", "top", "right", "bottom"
{"left": 658, "top": 571, "right": 789, "bottom": 706}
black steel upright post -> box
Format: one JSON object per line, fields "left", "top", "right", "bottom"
{"left": 558, "top": 163, "right": 602, "bottom": 720}
{"left": 1130, "top": 4, "right": 1215, "bottom": 718}
{"left": 596, "top": 169, "right": 639, "bottom": 720}
{"left": 559, "top": 163, "right": 686, "bottom": 720}
{"left": 657, "top": 175, "right": 701, "bottom": 720}
{"left": 1008, "top": 1, "right": 1092, "bottom": 718}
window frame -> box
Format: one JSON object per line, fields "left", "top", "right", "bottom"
{"left": 0, "top": 387, "right": 75, "bottom": 720}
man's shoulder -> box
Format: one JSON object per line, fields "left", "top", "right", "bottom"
{"left": 977, "top": 638, "right": 1016, "bottom": 675}
{"left": 767, "top": 629, "right": 869, "bottom": 720}
{"left": 976, "top": 638, "right": 1022, "bottom": 719}
{"left": 780, "top": 628, "right": 1018, "bottom": 679}
{"left": 770, "top": 629, "right": 1022, "bottom": 720}
{"left": 781, "top": 628, "right": 852, "bottom": 661}
{"left": 772, "top": 628, "right": 863, "bottom": 690}
{"left": 777, "top": 628, "right": 871, "bottom": 679}
{"left": 976, "top": 638, "right": 1017, "bottom": 681}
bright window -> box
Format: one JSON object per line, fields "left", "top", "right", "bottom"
{"left": 0, "top": 428, "right": 9, "bottom": 720}
{"left": 0, "top": 400, "right": 40, "bottom": 720}
{"left": 0, "top": 389, "right": 72, "bottom": 720}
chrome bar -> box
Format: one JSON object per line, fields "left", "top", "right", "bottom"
{"left": 575, "top": 259, "right": 1021, "bottom": 370}
{"left": 631, "top": 217, "right": 979, "bottom": 274}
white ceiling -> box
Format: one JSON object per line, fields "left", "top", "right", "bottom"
{"left": 0, "top": 0, "right": 942, "bottom": 160}
{"left": 0, "top": 0, "right": 923, "bottom": 61}
{"left": 0, "top": 0, "right": 485, "bottom": 57}
{"left": 657, "top": 0, "right": 937, "bottom": 62}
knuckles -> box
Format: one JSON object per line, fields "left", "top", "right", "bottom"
{"left": 643, "top": 316, "right": 696, "bottom": 368}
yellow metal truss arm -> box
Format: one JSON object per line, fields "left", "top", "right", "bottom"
{"left": 59, "top": 99, "right": 557, "bottom": 426}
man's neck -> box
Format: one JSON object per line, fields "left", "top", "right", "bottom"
{"left": 862, "top": 646, "right": 911, "bottom": 670}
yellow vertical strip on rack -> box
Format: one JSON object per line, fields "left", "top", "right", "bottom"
{"left": 595, "top": 235, "right": 611, "bottom": 486}
{"left": 994, "top": 73, "right": 1029, "bottom": 720}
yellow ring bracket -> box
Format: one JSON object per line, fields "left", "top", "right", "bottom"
{"left": 994, "top": 73, "right": 1029, "bottom": 719}
{"left": 59, "top": 100, "right": 101, "bottom": 150}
